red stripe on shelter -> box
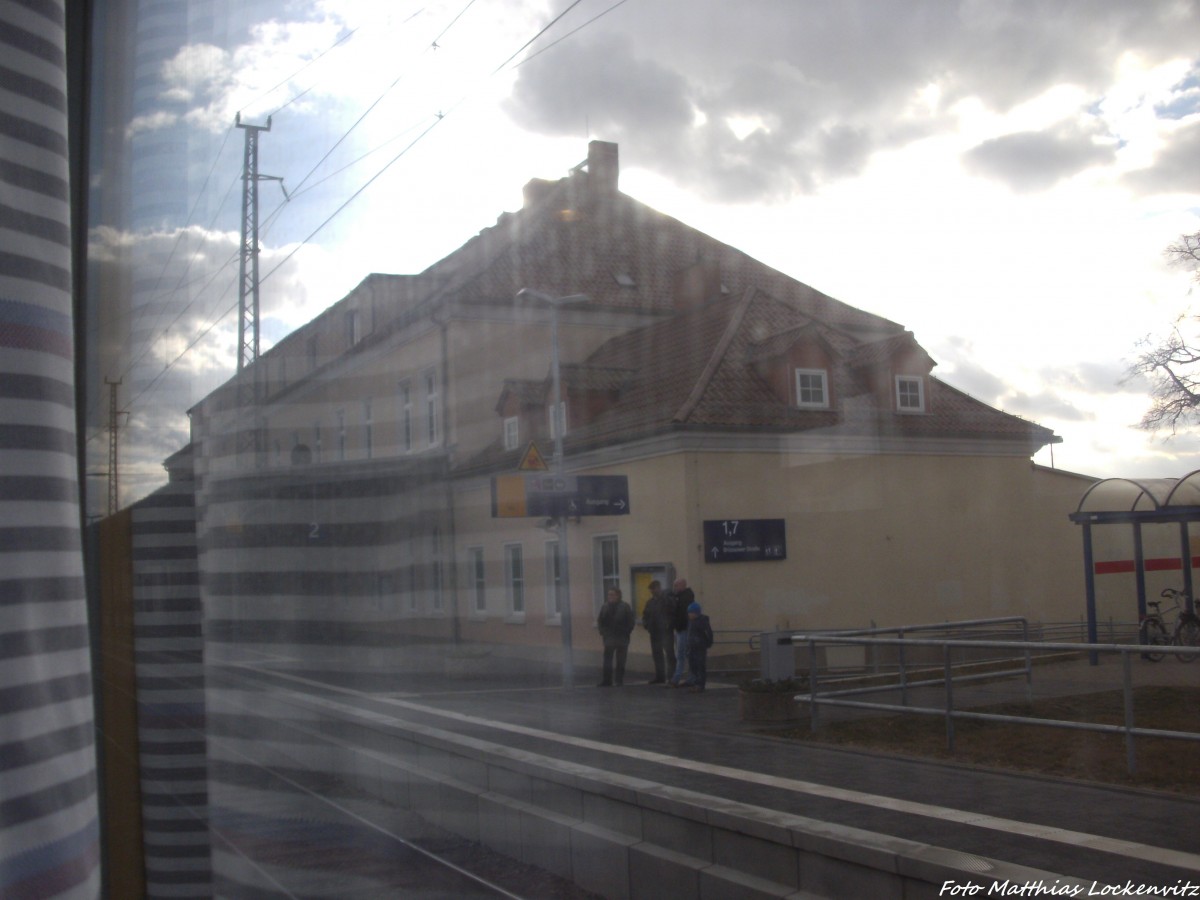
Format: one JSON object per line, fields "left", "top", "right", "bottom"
{"left": 1094, "top": 556, "right": 1200, "bottom": 575}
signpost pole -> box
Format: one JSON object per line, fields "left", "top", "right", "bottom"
{"left": 518, "top": 289, "right": 587, "bottom": 690}
{"left": 550, "top": 298, "right": 574, "bottom": 689}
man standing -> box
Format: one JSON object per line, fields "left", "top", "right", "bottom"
{"left": 640, "top": 581, "right": 674, "bottom": 684}
{"left": 668, "top": 578, "right": 694, "bottom": 687}
{"left": 597, "top": 587, "right": 634, "bottom": 686}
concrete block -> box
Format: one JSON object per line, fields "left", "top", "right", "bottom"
{"left": 519, "top": 805, "right": 575, "bottom": 880}
{"left": 487, "top": 765, "right": 532, "bottom": 804}
{"left": 711, "top": 827, "right": 799, "bottom": 889}
{"left": 478, "top": 793, "right": 524, "bottom": 863}
{"left": 641, "top": 806, "right": 713, "bottom": 860}
{"left": 417, "top": 741, "right": 452, "bottom": 778}
{"left": 377, "top": 759, "right": 410, "bottom": 808}
{"left": 638, "top": 783, "right": 708, "bottom": 822}
{"left": 571, "top": 822, "right": 636, "bottom": 900}
{"left": 376, "top": 768, "right": 410, "bottom": 811}
{"left": 798, "top": 849, "right": 903, "bottom": 899}
{"left": 698, "top": 864, "right": 795, "bottom": 900}
{"left": 436, "top": 777, "right": 480, "bottom": 843}
{"left": 351, "top": 748, "right": 382, "bottom": 798}
{"left": 447, "top": 753, "right": 489, "bottom": 791}
{"left": 792, "top": 822, "right": 900, "bottom": 875}
{"left": 628, "top": 843, "right": 703, "bottom": 900}
{"left": 530, "top": 775, "right": 584, "bottom": 820}
{"left": 406, "top": 770, "right": 441, "bottom": 825}
{"left": 584, "top": 791, "right": 642, "bottom": 839}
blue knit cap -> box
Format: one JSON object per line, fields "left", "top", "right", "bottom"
{"left": 687, "top": 602, "right": 701, "bottom": 614}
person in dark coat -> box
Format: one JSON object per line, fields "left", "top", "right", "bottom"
{"left": 640, "top": 580, "right": 674, "bottom": 683}
{"left": 597, "top": 587, "right": 634, "bottom": 686}
{"left": 668, "top": 578, "right": 694, "bottom": 686}
{"left": 683, "top": 601, "right": 713, "bottom": 692}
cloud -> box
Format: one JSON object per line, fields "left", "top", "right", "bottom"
{"left": 962, "top": 118, "right": 1116, "bottom": 191}
{"left": 1002, "top": 390, "right": 1093, "bottom": 422}
{"left": 1123, "top": 118, "right": 1200, "bottom": 195}
{"left": 126, "top": 111, "right": 180, "bottom": 139}
{"left": 502, "top": 0, "right": 1200, "bottom": 201}
{"left": 85, "top": 221, "right": 336, "bottom": 513}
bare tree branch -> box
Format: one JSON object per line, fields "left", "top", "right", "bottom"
{"left": 1130, "top": 230, "right": 1200, "bottom": 434}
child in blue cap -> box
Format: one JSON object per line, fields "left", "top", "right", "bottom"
{"left": 683, "top": 602, "right": 713, "bottom": 692}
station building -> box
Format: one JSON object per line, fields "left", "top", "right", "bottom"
{"left": 184, "top": 140, "right": 1092, "bottom": 673}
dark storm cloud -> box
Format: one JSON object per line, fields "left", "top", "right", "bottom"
{"left": 504, "top": 0, "right": 1200, "bottom": 201}
{"left": 962, "top": 120, "right": 1116, "bottom": 192}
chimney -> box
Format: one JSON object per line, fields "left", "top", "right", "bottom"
{"left": 522, "top": 177, "right": 556, "bottom": 210}
{"left": 587, "top": 140, "right": 618, "bottom": 200}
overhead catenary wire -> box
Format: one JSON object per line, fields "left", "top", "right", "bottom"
{"left": 122, "top": 0, "right": 632, "bottom": 426}
{"left": 259, "top": 0, "right": 482, "bottom": 242}
{"left": 513, "top": 0, "right": 633, "bottom": 69}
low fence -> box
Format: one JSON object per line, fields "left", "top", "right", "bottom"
{"left": 788, "top": 632, "right": 1200, "bottom": 775}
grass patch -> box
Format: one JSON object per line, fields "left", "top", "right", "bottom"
{"left": 777, "top": 686, "right": 1200, "bottom": 795}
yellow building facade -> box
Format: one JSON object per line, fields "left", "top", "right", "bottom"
{"left": 186, "top": 141, "right": 1091, "bottom": 671}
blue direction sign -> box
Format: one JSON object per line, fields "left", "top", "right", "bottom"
{"left": 525, "top": 474, "right": 630, "bottom": 517}
{"left": 702, "top": 519, "right": 786, "bottom": 563}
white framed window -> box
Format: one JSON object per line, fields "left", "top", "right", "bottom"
{"left": 398, "top": 380, "right": 413, "bottom": 453}
{"left": 345, "top": 309, "right": 361, "bottom": 346}
{"left": 363, "top": 399, "right": 373, "bottom": 459}
{"left": 424, "top": 368, "right": 440, "bottom": 446}
{"left": 547, "top": 400, "right": 567, "bottom": 439}
{"left": 896, "top": 375, "right": 925, "bottom": 412}
{"left": 467, "top": 547, "right": 486, "bottom": 615}
{"left": 505, "top": 543, "right": 525, "bottom": 620}
{"left": 794, "top": 368, "right": 829, "bottom": 408}
{"left": 403, "top": 561, "right": 417, "bottom": 613}
{"left": 593, "top": 535, "right": 619, "bottom": 615}
{"left": 545, "top": 540, "right": 562, "bottom": 621}
{"left": 430, "top": 527, "right": 443, "bottom": 611}
{"left": 504, "top": 416, "right": 519, "bottom": 451}
{"left": 336, "top": 409, "right": 346, "bottom": 460}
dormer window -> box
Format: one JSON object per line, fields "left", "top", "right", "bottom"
{"left": 794, "top": 368, "right": 829, "bottom": 408}
{"left": 896, "top": 375, "right": 925, "bottom": 412}
{"left": 504, "top": 416, "right": 519, "bottom": 451}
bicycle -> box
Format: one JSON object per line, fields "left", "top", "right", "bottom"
{"left": 1137, "top": 589, "right": 1200, "bottom": 663}
{"left": 1139, "top": 597, "right": 1171, "bottom": 662}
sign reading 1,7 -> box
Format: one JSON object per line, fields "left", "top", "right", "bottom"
{"left": 702, "top": 518, "right": 787, "bottom": 564}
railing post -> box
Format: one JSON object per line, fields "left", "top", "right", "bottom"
{"left": 898, "top": 629, "right": 908, "bottom": 707}
{"left": 944, "top": 644, "right": 955, "bottom": 752}
{"left": 869, "top": 619, "right": 879, "bottom": 673}
{"left": 808, "top": 637, "right": 819, "bottom": 732}
{"left": 1122, "top": 650, "right": 1137, "bottom": 776}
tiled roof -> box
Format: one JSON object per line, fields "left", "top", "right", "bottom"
{"left": 560, "top": 364, "right": 636, "bottom": 392}
{"left": 331, "top": 149, "right": 1055, "bottom": 469}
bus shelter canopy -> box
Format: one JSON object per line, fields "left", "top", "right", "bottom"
{"left": 1070, "top": 470, "right": 1200, "bottom": 659}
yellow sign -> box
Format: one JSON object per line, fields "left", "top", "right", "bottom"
{"left": 492, "top": 475, "right": 527, "bottom": 517}
{"left": 518, "top": 441, "right": 549, "bottom": 472}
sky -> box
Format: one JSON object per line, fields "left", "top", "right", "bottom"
{"left": 92, "top": 0, "right": 1200, "bottom": 507}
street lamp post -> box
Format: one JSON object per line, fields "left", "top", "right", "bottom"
{"left": 517, "top": 289, "right": 587, "bottom": 690}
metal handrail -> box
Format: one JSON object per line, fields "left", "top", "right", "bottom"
{"left": 790, "top": 633, "right": 1200, "bottom": 775}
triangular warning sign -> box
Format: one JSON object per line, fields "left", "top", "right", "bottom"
{"left": 518, "top": 441, "right": 550, "bottom": 472}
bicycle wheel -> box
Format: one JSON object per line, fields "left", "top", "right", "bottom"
{"left": 1174, "top": 618, "right": 1200, "bottom": 663}
{"left": 1140, "top": 618, "right": 1169, "bottom": 661}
